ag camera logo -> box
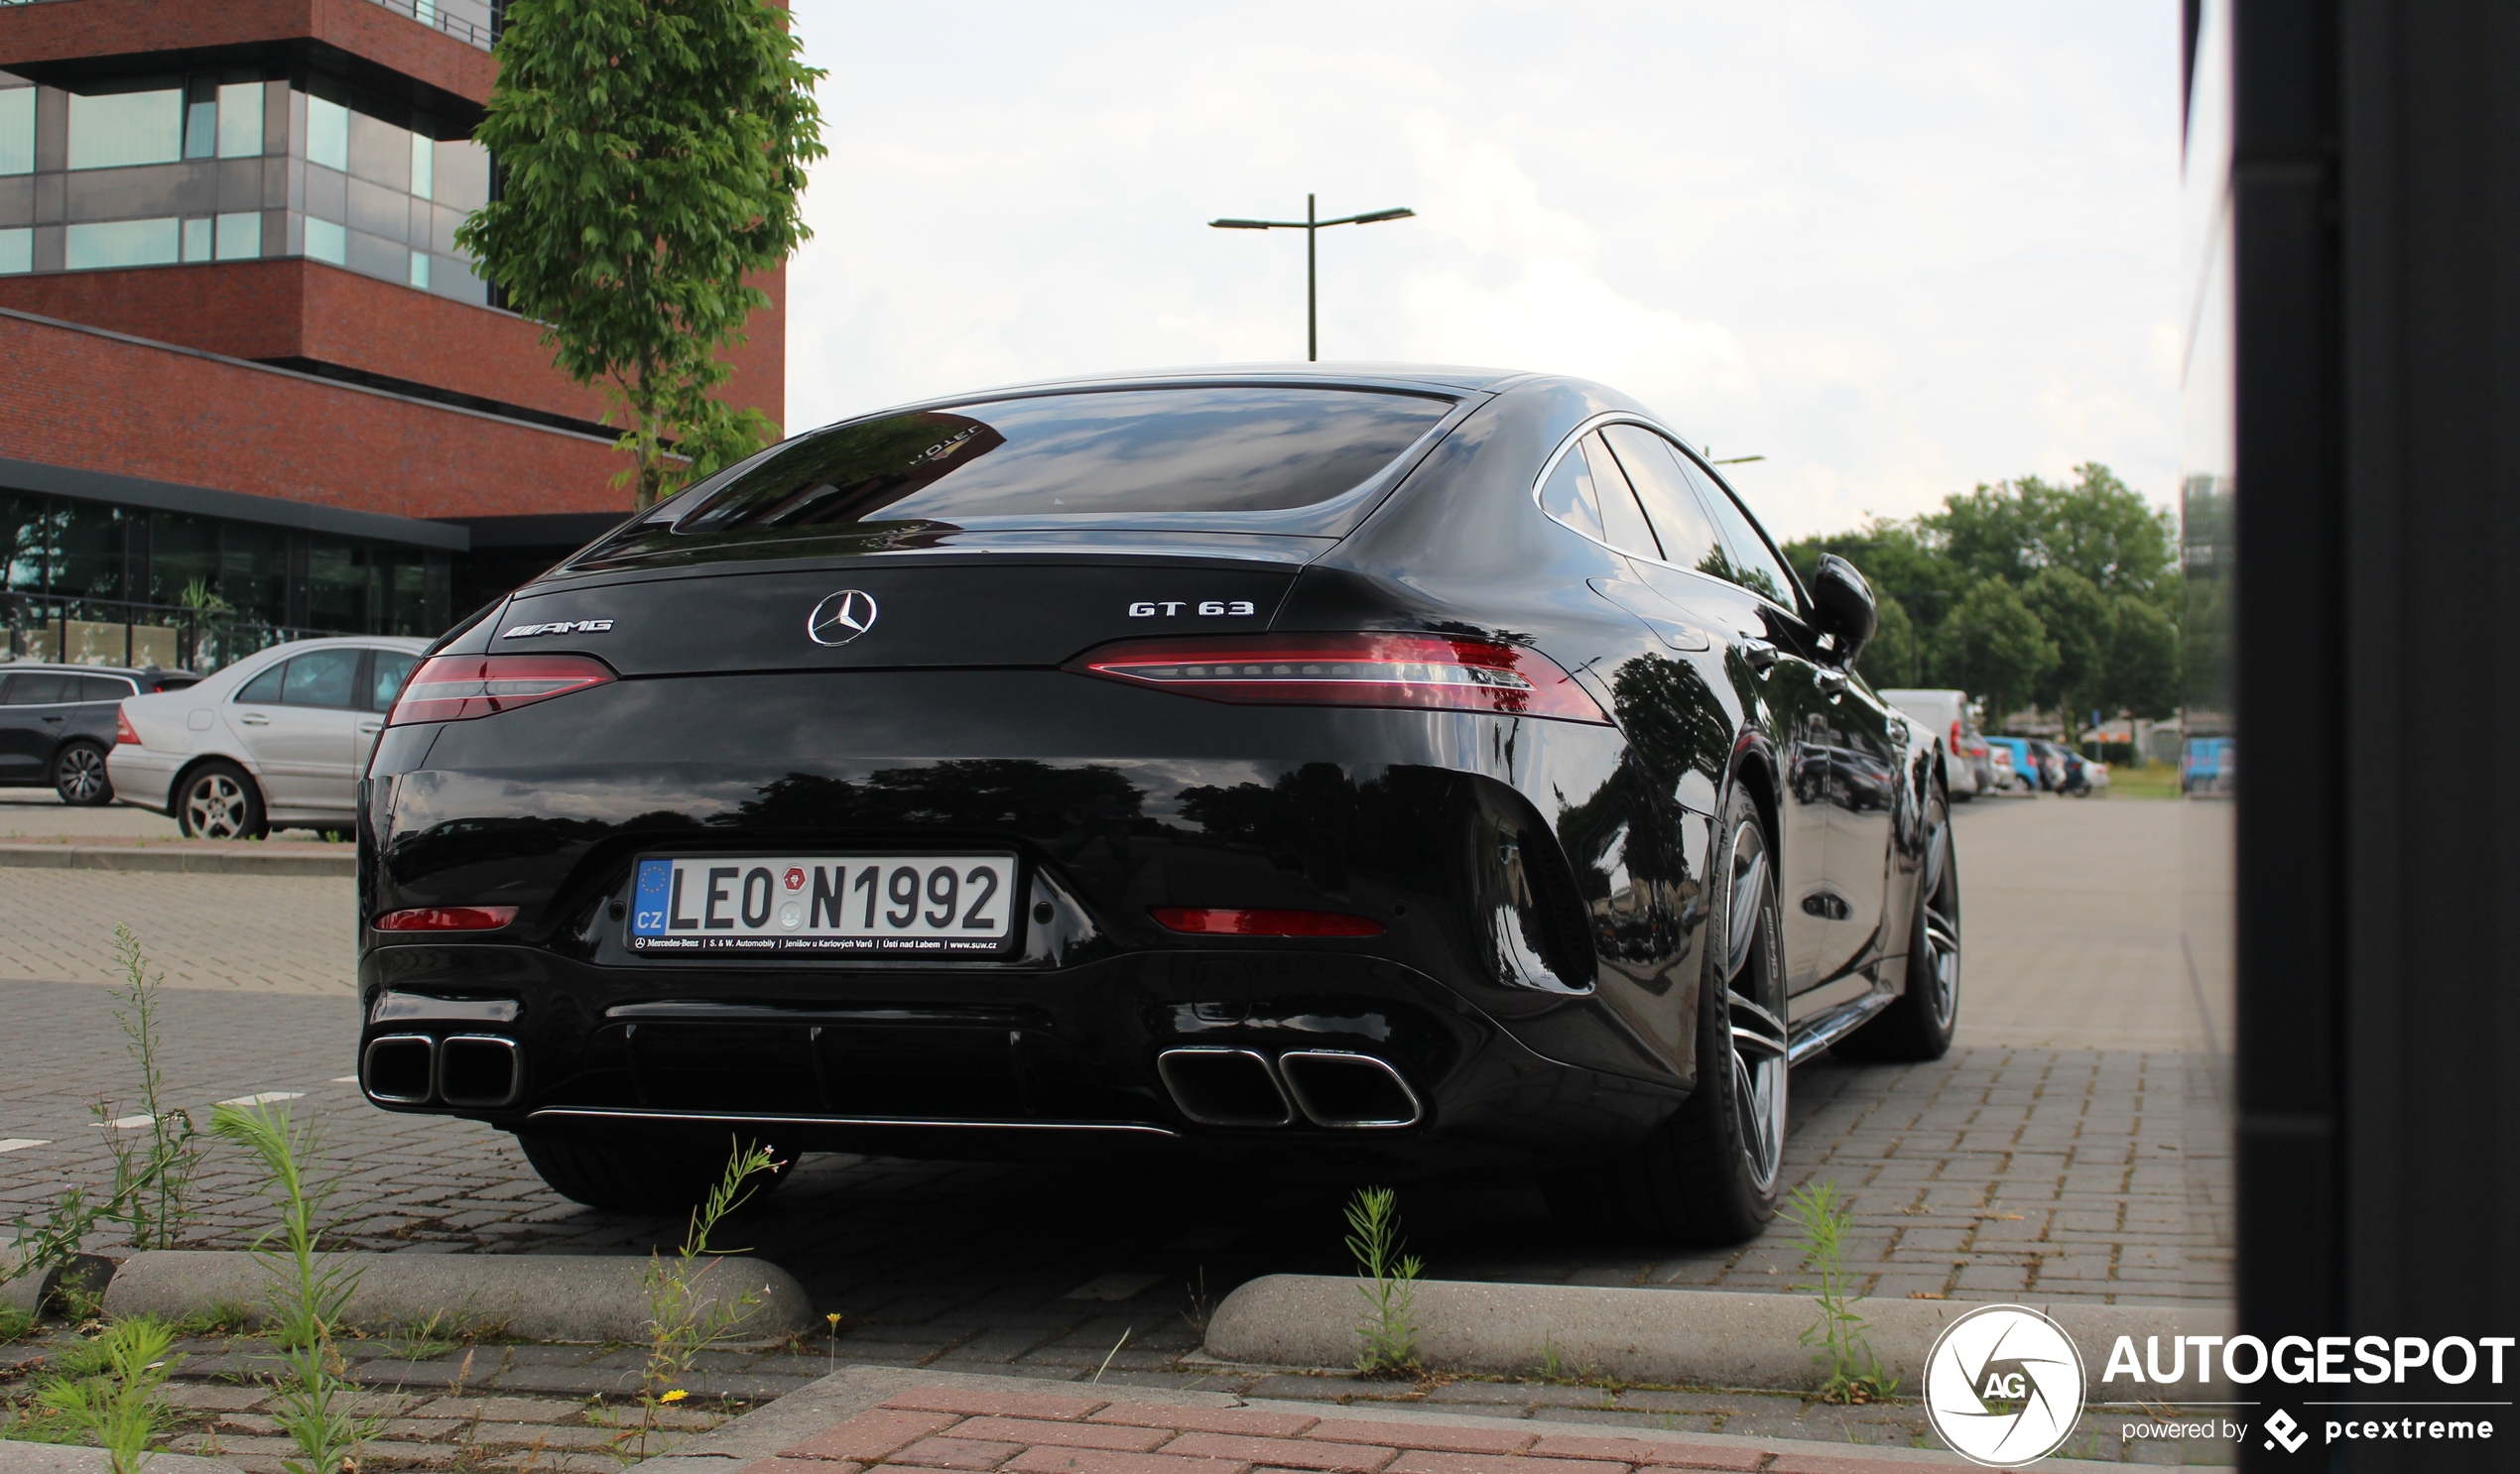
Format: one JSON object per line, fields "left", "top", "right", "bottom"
{"left": 1925, "top": 1304, "right": 2087, "bottom": 1468}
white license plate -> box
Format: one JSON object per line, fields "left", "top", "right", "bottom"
{"left": 628, "top": 855, "right": 1019, "bottom": 955}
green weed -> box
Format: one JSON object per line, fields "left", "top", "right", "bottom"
{"left": 1343, "top": 1185, "right": 1424, "bottom": 1377}
{"left": 1781, "top": 1181, "right": 1895, "bottom": 1404}
{"left": 609, "top": 1140, "right": 781, "bottom": 1463}
{"left": 33, "top": 1314, "right": 184, "bottom": 1474}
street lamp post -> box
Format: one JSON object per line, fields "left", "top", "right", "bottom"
{"left": 1209, "top": 193, "right": 1415, "bottom": 361}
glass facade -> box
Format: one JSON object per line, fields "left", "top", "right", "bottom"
{"left": 0, "top": 490, "right": 450, "bottom": 666}
{"left": 0, "top": 64, "right": 491, "bottom": 305}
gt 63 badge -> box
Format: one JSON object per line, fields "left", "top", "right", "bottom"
{"left": 1127, "top": 600, "right": 1258, "bottom": 617}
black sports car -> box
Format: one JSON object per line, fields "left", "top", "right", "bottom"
{"left": 356, "top": 366, "right": 1959, "bottom": 1244}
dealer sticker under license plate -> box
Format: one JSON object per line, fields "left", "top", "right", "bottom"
{"left": 629, "top": 855, "right": 1018, "bottom": 954}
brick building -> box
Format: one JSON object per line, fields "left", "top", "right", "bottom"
{"left": 0, "top": 0, "right": 785, "bottom": 668}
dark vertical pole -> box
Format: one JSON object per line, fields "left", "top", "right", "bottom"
{"left": 1306, "top": 192, "right": 1318, "bottom": 362}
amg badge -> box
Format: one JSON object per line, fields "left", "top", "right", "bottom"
{"left": 502, "top": 619, "right": 613, "bottom": 638}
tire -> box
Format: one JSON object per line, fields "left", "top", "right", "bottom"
{"left": 1832, "top": 793, "right": 1960, "bottom": 1062}
{"left": 176, "top": 760, "right": 268, "bottom": 840}
{"left": 517, "top": 1133, "right": 793, "bottom": 1215}
{"left": 52, "top": 741, "right": 112, "bottom": 806}
{"left": 1544, "top": 783, "right": 1788, "bottom": 1244}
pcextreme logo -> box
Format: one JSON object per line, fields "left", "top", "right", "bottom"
{"left": 1924, "top": 1305, "right": 2087, "bottom": 1468}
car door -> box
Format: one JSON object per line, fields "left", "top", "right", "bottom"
{"left": 227, "top": 648, "right": 366, "bottom": 815}
{"left": 356, "top": 648, "right": 418, "bottom": 775}
{"left": 1590, "top": 424, "right": 1844, "bottom": 997}
{"left": 0, "top": 672, "right": 67, "bottom": 780}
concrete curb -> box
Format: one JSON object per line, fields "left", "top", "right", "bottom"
{"left": 633, "top": 1364, "right": 1981, "bottom": 1473}
{"left": 1205, "top": 1274, "right": 2236, "bottom": 1399}
{"left": 0, "top": 843, "right": 352, "bottom": 876}
{"left": 101, "top": 1251, "right": 813, "bottom": 1345}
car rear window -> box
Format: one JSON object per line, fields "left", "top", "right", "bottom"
{"left": 665, "top": 385, "right": 1453, "bottom": 538}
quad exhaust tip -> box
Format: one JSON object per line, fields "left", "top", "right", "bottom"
{"left": 1278, "top": 1049, "right": 1424, "bottom": 1129}
{"left": 362, "top": 1034, "right": 522, "bottom": 1108}
{"left": 1157, "top": 1046, "right": 1423, "bottom": 1130}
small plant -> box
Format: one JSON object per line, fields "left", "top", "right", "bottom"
{"left": 1781, "top": 1181, "right": 1894, "bottom": 1404}
{"left": 170, "top": 1300, "right": 260, "bottom": 1338}
{"left": 610, "top": 1140, "right": 780, "bottom": 1462}
{"left": 34, "top": 1314, "right": 183, "bottom": 1474}
{"left": 1090, "top": 1327, "right": 1133, "bottom": 1384}
{"left": 102, "top": 927, "right": 207, "bottom": 1251}
{"left": 3, "top": 1185, "right": 109, "bottom": 1297}
{"left": 211, "top": 1100, "right": 380, "bottom": 1474}
{"left": 0, "top": 1305, "right": 39, "bottom": 1342}
{"left": 375, "top": 1311, "right": 458, "bottom": 1363}
{"left": 1343, "top": 1185, "right": 1424, "bottom": 1376}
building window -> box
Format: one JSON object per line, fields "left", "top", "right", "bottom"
{"left": 217, "top": 81, "right": 263, "bottom": 159}
{"left": 214, "top": 211, "right": 260, "bottom": 261}
{"left": 0, "top": 227, "right": 28, "bottom": 275}
{"left": 0, "top": 82, "right": 30, "bottom": 176}
{"left": 65, "top": 217, "right": 181, "bottom": 271}
{"left": 304, "top": 216, "right": 346, "bottom": 266}
{"left": 66, "top": 84, "right": 183, "bottom": 171}
{"left": 306, "top": 94, "right": 348, "bottom": 173}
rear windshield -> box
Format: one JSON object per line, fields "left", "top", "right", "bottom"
{"left": 668, "top": 385, "right": 1452, "bottom": 536}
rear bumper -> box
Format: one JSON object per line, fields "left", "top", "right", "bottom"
{"left": 352, "top": 941, "right": 1684, "bottom": 1172}
{"left": 105, "top": 747, "right": 181, "bottom": 812}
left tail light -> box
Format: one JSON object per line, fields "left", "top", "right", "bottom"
{"left": 114, "top": 708, "right": 141, "bottom": 746}
{"left": 386, "top": 655, "right": 614, "bottom": 726}
{"left": 1066, "top": 633, "right": 1610, "bottom": 723}
{"left": 374, "top": 907, "right": 518, "bottom": 931}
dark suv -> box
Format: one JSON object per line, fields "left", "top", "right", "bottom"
{"left": 0, "top": 664, "right": 198, "bottom": 805}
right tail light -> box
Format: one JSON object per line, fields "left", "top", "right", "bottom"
{"left": 1066, "top": 633, "right": 1609, "bottom": 723}
{"left": 386, "top": 655, "right": 615, "bottom": 726}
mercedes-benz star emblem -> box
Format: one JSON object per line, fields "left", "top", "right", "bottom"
{"left": 807, "top": 589, "right": 879, "bottom": 646}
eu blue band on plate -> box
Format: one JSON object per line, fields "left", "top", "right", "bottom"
{"left": 632, "top": 859, "right": 674, "bottom": 935}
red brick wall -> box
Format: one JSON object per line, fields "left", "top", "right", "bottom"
{"left": 0, "top": 260, "right": 788, "bottom": 433}
{"left": 0, "top": 309, "right": 629, "bottom": 521}
{"left": 0, "top": 0, "right": 496, "bottom": 103}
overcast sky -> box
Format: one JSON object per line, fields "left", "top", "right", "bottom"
{"left": 779, "top": 2, "right": 2180, "bottom": 542}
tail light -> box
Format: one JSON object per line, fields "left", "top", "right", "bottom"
{"left": 374, "top": 907, "right": 518, "bottom": 931}
{"left": 115, "top": 708, "right": 141, "bottom": 746}
{"left": 386, "top": 655, "right": 614, "bottom": 726}
{"left": 1067, "top": 634, "right": 1609, "bottom": 723}
{"left": 1950, "top": 719, "right": 1963, "bottom": 754}
{"left": 1152, "top": 908, "right": 1385, "bottom": 937}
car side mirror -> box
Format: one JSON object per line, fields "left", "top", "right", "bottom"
{"left": 1809, "top": 553, "right": 1877, "bottom": 666}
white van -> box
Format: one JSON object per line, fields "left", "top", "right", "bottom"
{"left": 1878, "top": 687, "right": 1980, "bottom": 798}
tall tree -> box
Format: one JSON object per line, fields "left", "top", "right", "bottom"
{"left": 2019, "top": 565, "right": 2110, "bottom": 735}
{"left": 459, "top": 0, "right": 825, "bottom": 508}
{"left": 1928, "top": 463, "right": 2179, "bottom": 609}
{"left": 1926, "top": 578, "right": 2057, "bottom": 722}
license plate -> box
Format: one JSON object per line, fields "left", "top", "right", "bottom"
{"left": 628, "top": 855, "right": 1019, "bottom": 955}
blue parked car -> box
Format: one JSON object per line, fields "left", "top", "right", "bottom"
{"left": 1983, "top": 735, "right": 2038, "bottom": 792}
{"left": 2184, "top": 736, "right": 2235, "bottom": 795}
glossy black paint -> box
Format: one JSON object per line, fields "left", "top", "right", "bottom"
{"left": 357, "top": 367, "right": 1941, "bottom": 1172}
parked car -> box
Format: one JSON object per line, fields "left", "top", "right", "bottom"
{"left": 1983, "top": 736, "right": 2039, "bottom": 792}
{"left": 0, "top": 663, "right": 198, "bottom": 805}
{"left": 2183, "top": 736, "right": 2235, "bottom": 795}
{"left": 1877, "top": 687, "right": 1980, "bottom": 799}
{"left": 355, "top": 367, "right": 1963, "bottom": 1245}
{"left": 111, "top": 637, "right": 429, "bottom": 837}
{"left": 2026, "top": 738, "right": 2071, "bottom": 791}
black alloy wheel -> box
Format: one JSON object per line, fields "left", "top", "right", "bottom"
{"left": 518, "top": 1134, "right": 794, "bottom": 1215}
{"left": 177, "top": 760, "right": 268, "bottom": 840}
{"left": 52, "top": 741, "right": 112, "bottom": 806}
{"left": 1833, "top": 792, "right": 1960, "bottom": 1062}
{"left": 1545, "top": 782, "right": 1789, "bottom": 1243}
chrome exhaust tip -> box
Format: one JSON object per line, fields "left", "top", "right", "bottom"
{"left": 1156, "top": 1046, "right": 1294, "bottom": 1128}
{"left": 1278, "top": 1049, "right": 1424, "bottom": 1129}
{"left": 362, "top": 1034, "right": 437, "bottom": 1105}
{"left": 436, "top": 1035, "right": 523, "bottom": 1108}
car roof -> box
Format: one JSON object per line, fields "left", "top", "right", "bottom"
{"left": 2, "top": 663, "right": 164, "bottom": 678}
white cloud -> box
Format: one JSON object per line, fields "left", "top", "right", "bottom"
{"left": 782, "top": 0, "right": 2180, "bottom": 541}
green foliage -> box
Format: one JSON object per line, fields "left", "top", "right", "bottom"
{"left": 33, "top": 1315, "right": 182, "bottom": 1474}
{"left": 1784, "top": 462, "right": 2182, "bottom": 723}
{"left": 1343, "top": 1186, "right": 1423, "bottom": 1376}
{"left": 0, "top": 1305, "right": 37, "bottom": 1343}
{"left": 1926, "top": 578, "right": 2057, "bottom": 723}
{"left": 209, "top": 1101, "right": 379, "bottom": 1474}
{"left": 459, "top": 0, "right": 825, "bottom": 508}
{"left": 1780, "top": 1181, "right": 1894, "bottom": 1405}
{"left": 612, "top": 1140, "right": 779, "bottom": 1462}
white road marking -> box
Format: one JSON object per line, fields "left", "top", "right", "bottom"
{"left": 96, "top": 1115, "right": 155, "bottom": 1130}
{"left": 0, "top": 1139, "right": 49, "bottom": 1153}
{"left": 213, "top": 1091, "right": 306, "bottom": 1107}
{"left": 330, "top": 1076, "right": 359, "bottom": 1084}
{"left": 1062, "top": 1273, "right": 1163, "bottom": 1301}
